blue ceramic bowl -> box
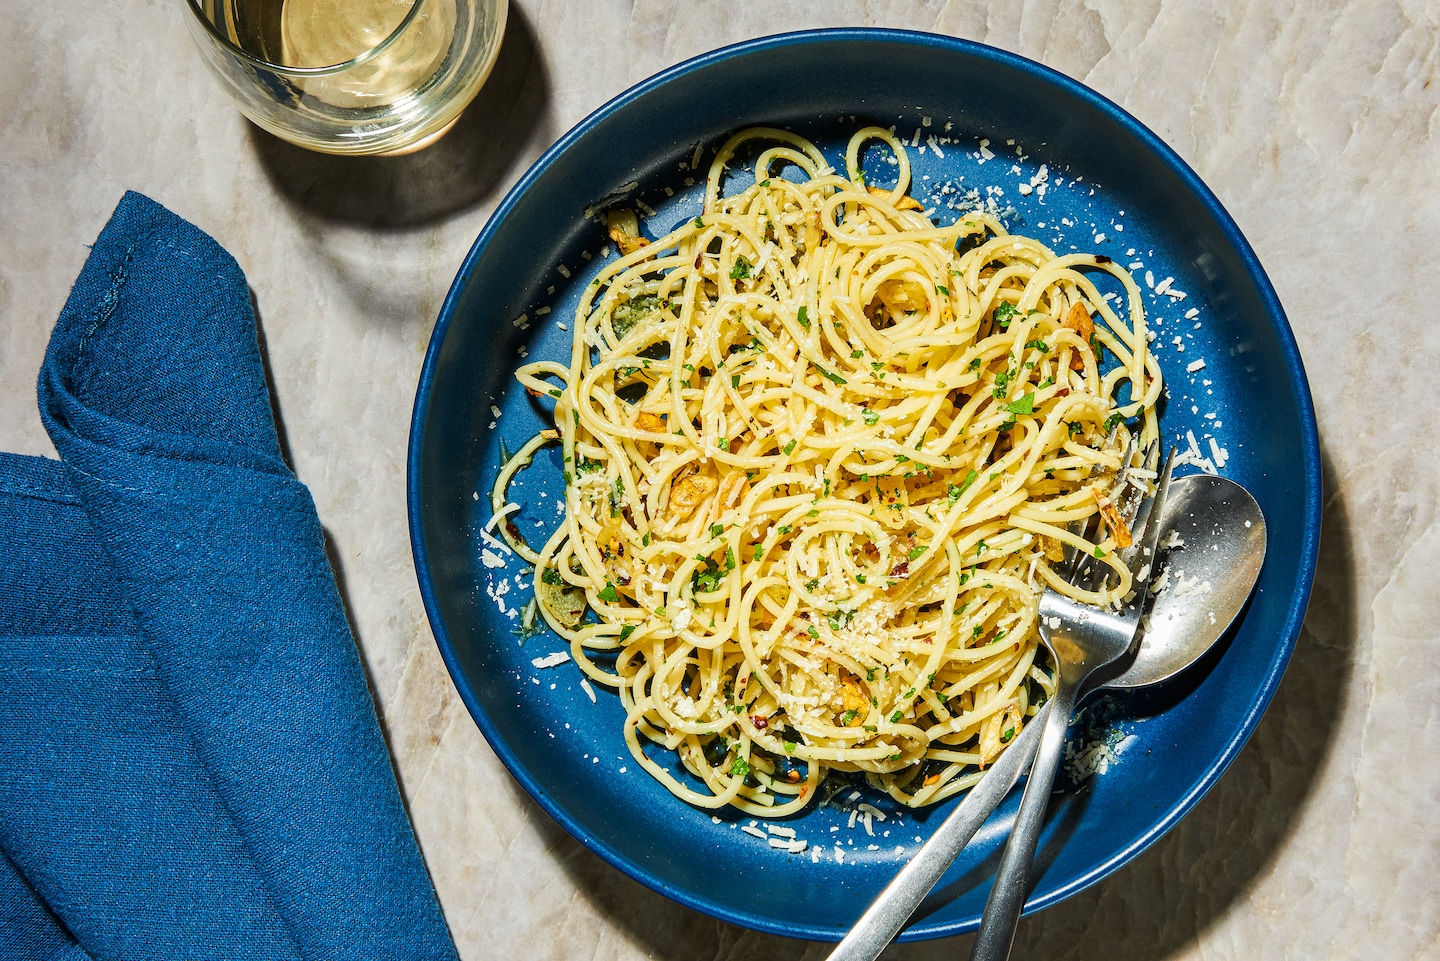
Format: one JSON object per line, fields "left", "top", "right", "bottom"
{"left": 409, "top": 29, "right": 1320, "bottom": 941}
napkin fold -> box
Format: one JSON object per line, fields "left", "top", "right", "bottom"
{"left": 0, "top": 192, "right": 459, "bottom": 961}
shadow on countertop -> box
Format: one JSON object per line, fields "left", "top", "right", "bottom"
{"left": 247, "top": 3, "right": 551, "bottom": 230}
{"left": 521, "top": 440, "right": 1355, "bottom": 961}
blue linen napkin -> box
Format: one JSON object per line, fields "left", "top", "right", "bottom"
{"left": 0, "top": 192, "right": 459, "bottom": 961}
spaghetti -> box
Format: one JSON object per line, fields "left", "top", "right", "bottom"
{"left": 501, "top": 126, "right": 1162, "bottom": 816}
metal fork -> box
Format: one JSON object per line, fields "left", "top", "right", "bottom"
{"left": 825, "top": 441, "right": 1157, "bottom": 961}
{"left": 969, "top": 447, "right": 1175, "bottom": 961}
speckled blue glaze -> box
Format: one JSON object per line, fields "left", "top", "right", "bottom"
{"left": 409, "top": 29, "right": 1320, "bottom": 942}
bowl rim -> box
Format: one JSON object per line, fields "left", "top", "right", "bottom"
{"left": 408, "top": 26, "right": 1322, "bottom": 940}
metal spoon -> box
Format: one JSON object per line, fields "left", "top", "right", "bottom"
{"left": 827, "top": 473, "right": 1266, "bottom": 961}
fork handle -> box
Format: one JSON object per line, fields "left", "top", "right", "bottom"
{"left": 825, "top": 705, "right": 1049, "bottom": 961}
{"left": 969, "top": 680, "right": 1081, "bottom": 961}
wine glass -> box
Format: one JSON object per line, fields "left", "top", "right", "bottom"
{"left": 185, "top": 0, "right": 507, "bottom": 155}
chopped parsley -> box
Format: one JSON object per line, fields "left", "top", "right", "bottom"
{"left": 797, "top": 305, "right": 810, "bottom": 329}
{"left": 609, "top": 476, "right": 625, "bottom": 516}
{"left": 691, "top": 546, "right": 738, "bottom": 593}
{"left": 729, "top": 255, "right": 753, "bottom": 280}
{"left": 953, "top": 469, "right": 979, "bottom": 500}
{"left": 1003, "top": 393, "right": 1035, "bottom": 416}
{"left": 597, "top": 581, "right": 619, "bottom": 603}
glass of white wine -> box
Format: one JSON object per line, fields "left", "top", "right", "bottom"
{"left": 186, "top": 0, "right": 506, "bottom": 155}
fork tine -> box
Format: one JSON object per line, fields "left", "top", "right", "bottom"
{"left": 1060, "top": 432, "right": 1141, "bottom": 580}
{"left": 1106, "top": 447, "right": 1175, "bottom": 602}
{"left": 1119, "top": 445, "right": 1173, "bottom": 569}
{"left": 1108, "top": 437, "right": 1155, "bottom": 525}
{"left": 1068, "top": 435, "right": 1151, "bottom": 589}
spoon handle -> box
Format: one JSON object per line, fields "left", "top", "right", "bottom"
{"left": 969, "top": 681, "right": 1080, "bottom": 961}
{"left": 825, "top": 705, "right": 1049, "bottom": 961}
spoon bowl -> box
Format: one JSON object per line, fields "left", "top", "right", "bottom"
{"left": 828, "top": 472, "right": 1266, "bottom": 961}
{"left": 1109, "top": 473, "right": 1268, "bottom": 688}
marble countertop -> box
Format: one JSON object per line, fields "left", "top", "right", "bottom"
{"left": 5, "top": 2, "right": 1437, "bottom": 958}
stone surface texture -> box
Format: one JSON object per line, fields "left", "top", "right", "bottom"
{"left": 3, "top": 1, "right": 1437, "bottom": 959}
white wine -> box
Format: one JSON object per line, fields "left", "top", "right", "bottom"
{"left": 187, "top": 0, "right": 506, "bottom": 154}
{"left": 280, "top": 0, "right": 456, "bottom": 109}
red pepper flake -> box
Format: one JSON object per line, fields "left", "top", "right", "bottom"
{"left": 750, "top": 715, "right": 768, "bottom": 730}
